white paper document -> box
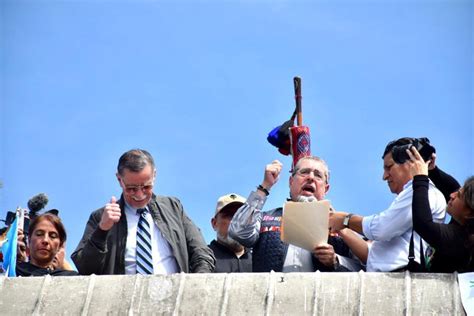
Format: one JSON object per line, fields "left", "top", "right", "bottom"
{"left": 458, "top": 272, "right": 474, "bottom": 316}
{"left": 280, "top": 200, "right": 330, "bottom": 251}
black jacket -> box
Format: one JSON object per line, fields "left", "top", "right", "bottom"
{"left": 428, "top": 166, "right": 460, "bottom": 203}
{"left": 208, "top": 240, "right": 252, "bottom": 273}
{"left": 16, "top": 262, "right": 79, "bottom": 277}
{"left": 71, "top": 194, "right": 215, "bottom": 275}
{"left": 413, "top": 174, "right": 471, "bottom": 272}
{"left": 250, "top": 207, "right": 355, "bottom": 272}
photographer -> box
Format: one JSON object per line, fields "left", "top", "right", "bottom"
{"left": 406, "top": 147, "right": 474, "bottom": 272}
{"left": 328, "top": 137, "right": 446, "bottom": 272}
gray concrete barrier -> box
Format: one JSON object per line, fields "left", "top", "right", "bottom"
{"left": 0, "top": 272, "right": 465, "bottom": 315}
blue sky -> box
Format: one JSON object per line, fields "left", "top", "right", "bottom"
{"left": 1, "top": 0, "right": 472, "bottom": 263}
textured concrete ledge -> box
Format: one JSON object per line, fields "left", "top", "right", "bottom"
{"left": 0, "top": 272, "right": 465, "bottom": 315}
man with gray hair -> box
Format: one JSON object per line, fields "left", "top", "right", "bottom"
{"left": 229, "top": 157, "right": 360, "bottom": 272}
{"left": 209, "top": 193, "right": 252, "bottom": 273}
{"left": 72, "top": 149, "right": 215, "bottom": 275}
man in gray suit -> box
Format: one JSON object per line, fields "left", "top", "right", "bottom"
{"left": 72, "top": 149, "right": 215, "bottom": 275}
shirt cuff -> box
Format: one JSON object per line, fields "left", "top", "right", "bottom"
{"left": 361, "top": 215, "right": 373, "bottom": 240}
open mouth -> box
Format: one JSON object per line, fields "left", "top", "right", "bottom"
{"left": 302, "top": 184, "right": 315, "bottom": 195}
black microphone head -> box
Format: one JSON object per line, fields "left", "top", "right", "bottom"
{"left": 27, "top": 193, "right": 49, "bottom": 215}
{"left": 46, "top": 209, "right": 59, "bottom": 216}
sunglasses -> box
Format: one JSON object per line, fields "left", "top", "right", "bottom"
{"left": 120, "top": 178, "right": 154, "bottom": 194}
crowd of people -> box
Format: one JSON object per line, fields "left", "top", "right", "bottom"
{"left": 3, "top": 138, "right": 473, "bottom": 276}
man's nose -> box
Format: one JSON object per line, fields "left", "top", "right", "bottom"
{"left": 305, "top": 171, "right": 317, "bottom": 181}
{"left": 135, "top": 188, "right": 146, "bottom": 197}
{"left": 383, "top": 170, "right": 389, "bottom": 180}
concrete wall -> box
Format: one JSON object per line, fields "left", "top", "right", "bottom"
{"left": 0, "top": 272, "right": 465, "bottom": 315}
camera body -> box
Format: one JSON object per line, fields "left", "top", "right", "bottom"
{"left": 4, "top": 209, "right": 30, "bottom": 233}
{"left": 391, "top": 137, "right": 435, "bottom": 164}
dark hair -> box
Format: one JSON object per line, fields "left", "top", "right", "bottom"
{"left": 117, "top": 149, "right": 155, "bottom": 176}
{"left": 28, "top": 213, "right": 67, "bottom": 247}
{"left": 462, "top": 176, "right": 474, "bottom": 270}
{"left": 463, "top": 176, "right": 474, "bottom": 212}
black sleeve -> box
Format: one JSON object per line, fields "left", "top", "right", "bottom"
{"left": 71, "top": 209, "right": 110, "bottom": 275}
{"left": 412, "top": 175, "right": 465, "bottom": 256}
{"left": 428, "top": 166, "right": 461, "bottom": 202}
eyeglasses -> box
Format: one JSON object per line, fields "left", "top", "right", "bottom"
{"left": 294, "top": 168, "right": 326, "bottom": 182}
{"left": 120, "top": 178, "right": 154, "bottom": 194}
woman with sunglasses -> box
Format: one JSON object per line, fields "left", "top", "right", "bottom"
{"left": 16, "top": 213, "right": 78, "bottom": 276}
{"left": 407, "top": 147, "right": 474, "bottom": 272}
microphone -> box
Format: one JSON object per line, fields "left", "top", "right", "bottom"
{"left": 297, "top": 195, "right": 316, "bottom": 203}
{"left": 27, "top": 193, "right": 49, "bottom": 219}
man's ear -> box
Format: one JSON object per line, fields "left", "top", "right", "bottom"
{"left": 211, "top": 217, "right": 217, "bottom": 231}
{"left": 325, "top": 183, "right": 330, "bottom": 194}
{"left": 116, "top": 173, "right": 122, "bottom": 186}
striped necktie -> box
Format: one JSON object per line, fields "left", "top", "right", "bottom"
{"left": 136, "top": 208, "right": 154, "bottom": 275}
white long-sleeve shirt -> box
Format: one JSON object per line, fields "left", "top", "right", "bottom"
{"left": 362, "top": 179, "right": 446, "bottom": 272}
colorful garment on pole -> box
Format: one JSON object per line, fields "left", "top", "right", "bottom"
{"left": 289, "top": 125, "right": 311, "bottom": 169}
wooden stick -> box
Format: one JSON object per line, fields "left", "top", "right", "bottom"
{"left": 293, "top": 77, "right": 302, "bottom": 126}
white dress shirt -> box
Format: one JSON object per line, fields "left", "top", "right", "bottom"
{"left": 282, "top": 244, "right": 314, "bottom": 272}
{"left": 124, "top": 203, "right": 179, "bottom": 275}
{"left": 362, "top": 179, "right": 446, "bottom": 272}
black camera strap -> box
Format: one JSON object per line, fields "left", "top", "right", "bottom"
{"left": 408, "top": 229, "right": 425, "bottom": 269}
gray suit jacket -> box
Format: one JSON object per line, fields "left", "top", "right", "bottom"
{"left": 71, "top": 194, "right": 215, "bottom": 275}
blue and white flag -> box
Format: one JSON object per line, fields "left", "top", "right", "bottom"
{"left": 1, "top": 214, "right": 18, "bottom": 277}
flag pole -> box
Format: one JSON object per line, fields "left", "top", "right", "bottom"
{"left": 293, "top": 77, "right": 302, "bottom": 126}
